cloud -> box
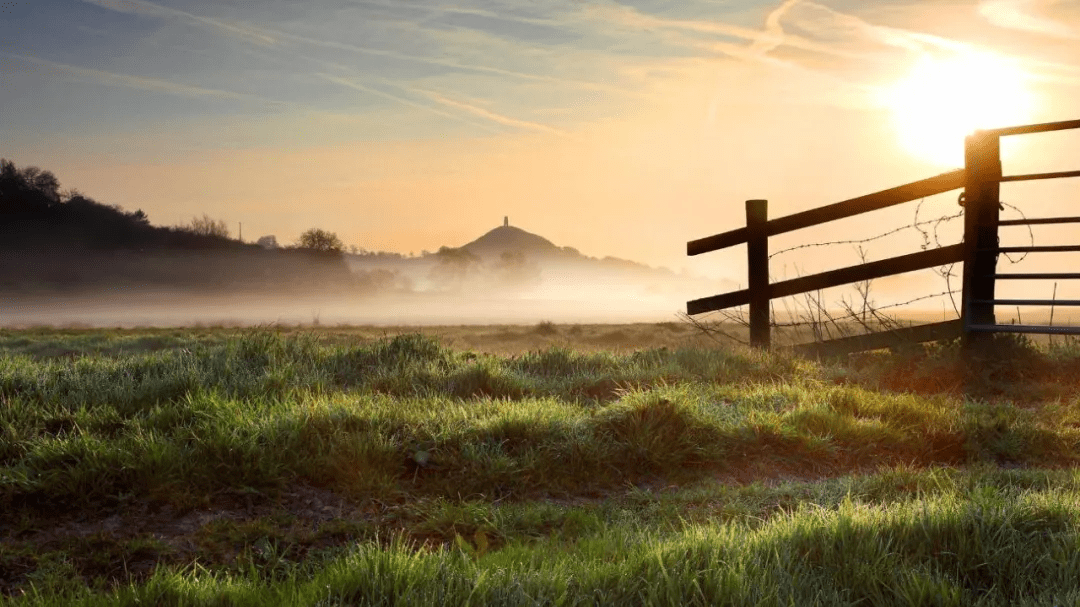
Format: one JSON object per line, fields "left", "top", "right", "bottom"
{"left": 351, "top": 0, "right": 565, "bottom": 28}
{"left": 2, "top": 52, "right": 266, "bottom": 101}
{"left": 76, "top": 0, "right": 637, "bottom": 97}
{"left": 1021, "top": 55, "right": 1080, "bottom": 86}
{"left": 75, "top": 0, "right": 277, "bottom": 45}
{"left": 789, "top": 0, "right": 1079, "bottom": 87}
{"left": 273, "top": 25, "right": 635, "bottom": 96}
{"left": 316, "top": 73, "right": 503, "bottom": 134}
{"left": 749, "top": 0, "right": 803, "bottom": 55}
{"left": 795, "top": 1, "right": 974, "bottom": 55}
{"left": 978, "top": 0, "right": 1078, "bottom": 38}
{"left": 585, "top": 2, "right": 861, "bottom": 61}
{"left": 414, "top": 89, "right": 570, "bottom": 136}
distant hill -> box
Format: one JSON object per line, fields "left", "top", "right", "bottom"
{"left": 458, "top": 224, "right": 564, "bottom": 260}
{"left": 453, "top": 221, "right": 661, "bottom": 274}
{"left": 342, "top": 218, "right": 722, "bottom": 297}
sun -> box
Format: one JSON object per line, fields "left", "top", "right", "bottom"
{"left": 881, "top": 51, "right": 1034, "bottom": 167}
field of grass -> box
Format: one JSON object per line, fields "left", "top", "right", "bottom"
{"left": 3, "top": 323, "right": 1080, "bottom": 605}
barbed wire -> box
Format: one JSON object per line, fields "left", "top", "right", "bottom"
{"left": 768, "top": 197, "right": 1035, "bottom": 264}
{"left": 695, "top": 193, "right": 1042, "bottom": 340}
{"left": 998, "top": 201, "right": 1036, "bottom": 264}
{"left": 907, "top": 197, "right": 964, "bottom": 315}
{"left": 768, "top": 198, "right": 964, "bottom": 260}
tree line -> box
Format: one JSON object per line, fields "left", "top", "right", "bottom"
{"left": 0, "top": 159, "right": 345, "bottom": 254}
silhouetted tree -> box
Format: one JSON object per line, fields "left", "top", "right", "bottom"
{"left": 0, "top": 158, "right": 157, "bottom": 249}
{"left": 257, "top": 235, "right": 279, "bottom": 249}
{"left": 186, "top": 214, "right": 230, "bottom": 238}
{"left": 129, "top": 209, "right": 150, "bottom": 225}
{"left": 296, "top": 228, "right": 343, "bottom": 253}
{"left": 18, "top": 166, "right": 60, "bottom": 202}
{"left": 1, "top": 159, "right": 61, "bottom": 216}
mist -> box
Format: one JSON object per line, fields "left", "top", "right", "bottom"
{"left": 0, "top": 257, "right": 711, "bottom": 328}
{"left": 1, "top": 288, "right": 684, "bottom": 329}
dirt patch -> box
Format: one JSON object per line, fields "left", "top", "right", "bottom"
{"left": 0, "top": 483, "right": 374, "bottom": 596}
{"left": 5, "top": 484, "right": 357, "bottom": 547}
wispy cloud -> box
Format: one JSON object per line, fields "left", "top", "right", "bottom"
{"left": 585, "top": 2, "right": 862, "bottom": 61}
{"left": 13, "top": 0, "right": 1077, "bottom": 148}
{"left": 414, "top": 89, "right": 569, "bottom": 136}
{"left": 274, "top": 25, "right": 634, "bottom": 96}
{"left": 84, "top": 0, "right": 635, "bottom": 97}
{"left": 2, "top": 52, "right": 265, "bottom": 101}
{"left": 316, "top": 73, "right": 502, "bottom": 134}
{"left": 350, "top": 0, "right": 562, "bottom": 28}
{"left": 978, "top": 0, "right": 1078, "bottom": 38}
{"left": 1020, "top": 55, "right": 1080, "bottom": 86}
{"left": 794, "top": 1, "right": 974, "bottom": 55}
{"left": 75, "top": 0, "right": 277, "bottom": 45}
{"left": 749, "top": 0, "right": 803, "bottom": 55}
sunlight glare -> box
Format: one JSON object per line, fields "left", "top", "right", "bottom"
{"left": 882, "top": 51, "right": 1034, "bottom": 167}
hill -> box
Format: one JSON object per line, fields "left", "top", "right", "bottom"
{"left": 457, "top": 222, "right": 564, "bottom": 260}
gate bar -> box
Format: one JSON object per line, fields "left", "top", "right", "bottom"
{"left": 985, "top": 118, "right": 1080, "bottom": 137}
{"left": 994, "top": 273, "right": 1080, "bottom": 280}
{"left": 999, "top": 170, "right": 1080, "bottom": 183}
{"left": 999, "top": 216, "right": 1080, "bottom": 226}
{"left": 975, "top": 299, "right": 1080, "bottom": 307}
{"left": 967, "top": 324, "right": 1080, "bottom": 335}
{"left": 792, "top": 320, "right": 963, "bottom": 358}
{"left": 983, "top": 245, "right": 1080, "bottom": 253}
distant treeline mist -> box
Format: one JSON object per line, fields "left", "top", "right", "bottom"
{"left": 1, "top": 158, "right": 723, "bottom": 312}
{"left": 0, "top": 159, "right": 362, "bottom": 294}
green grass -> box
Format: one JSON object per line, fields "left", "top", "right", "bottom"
{"left": 3, "top": 327, "right": 1080, "bottom": 604}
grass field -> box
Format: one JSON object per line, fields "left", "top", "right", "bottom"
{"left": 3, "top": 323, "right": 1080, "bottom": 605}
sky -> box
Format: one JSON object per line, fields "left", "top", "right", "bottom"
{"left": 2, "top": 0, "right": 1080, "bottom": 294}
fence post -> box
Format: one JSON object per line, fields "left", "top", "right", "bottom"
{"left": 746, "top": 199, "right": 770, "bottom": 349}
{"left": 961, "top": 131, "right": 1002, "bottom": 349}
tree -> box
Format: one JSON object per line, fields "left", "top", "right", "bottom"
{"left": 1, "top": 159, "right": 60, "bottom": 212}
{"left": 257, "top": 235, "right": 279, "bottom": 249}
{"left": 429, "top": 246, "right": 480, "bottom": 289}
{"left": 187, "top": 214, "right": 229, "bottom": 238}
{"left": 22, "top": 167, "right": 60, "bottom": 202}
{"left": 296, "top": 228, "right": 343, "bottom": 253}
{"left": 127, "top": 209, "right": 149, "bottom": 225}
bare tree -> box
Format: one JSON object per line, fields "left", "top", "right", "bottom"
{"left": 187, "top": 214, "right": 230, "bottom": 238}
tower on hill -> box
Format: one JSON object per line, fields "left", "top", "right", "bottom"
{"left": 504, "top": 216, "right": 508, "bottom": 227}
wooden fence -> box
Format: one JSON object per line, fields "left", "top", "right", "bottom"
{"left": 686, "top": 118, "right": 1080, "bottom": 356}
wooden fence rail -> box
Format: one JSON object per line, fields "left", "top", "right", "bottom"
{"left": 687, "top": 170, "right": 966, "bottom": 257}
{"left": 687, "top": 118, "right": 1080, "bottom": 355}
